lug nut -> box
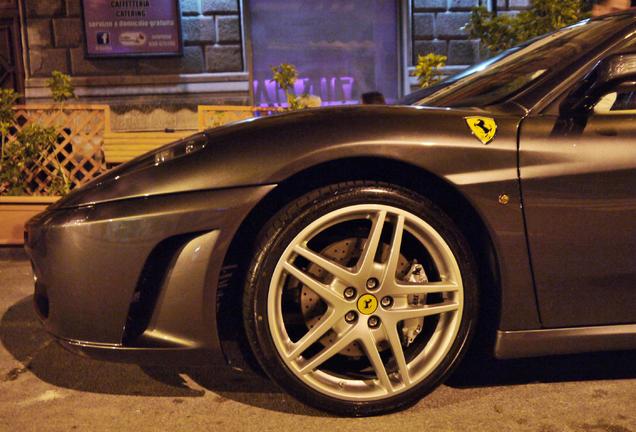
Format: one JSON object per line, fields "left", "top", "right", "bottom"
{"left": 343, "top": 287, "right": 357, "bottom": 300}
{"left": 368, "top": 315, "right": 381, "bottom": 329}
{"left": 380, "top": 296, "right": 393, "bottom": 308}
{"left": 345, "top": 311, "right": 358, "bottom": 323}
{"left": 366, "top": 278, "right": 379, "bottom": 290}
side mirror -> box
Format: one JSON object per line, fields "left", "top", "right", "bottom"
{"left": 563, "top": 53, "right": 636, "bottom": 115}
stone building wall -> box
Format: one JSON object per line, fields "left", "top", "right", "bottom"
{"left": 24, "top": 0, "right": 243, "bottom": 78}
{"left": 18, "top": 0, "right": 534, "bottom": 130}
{"left": 411, "top": 0, "right": 531, "bottom": 66}
{"left": 21, "top": 0, "right": 248, "bottom": 130}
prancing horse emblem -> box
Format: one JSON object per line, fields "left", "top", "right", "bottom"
{"left": 357, "top": 294, "right": 378, "bottom": 315}
{"left": 464, "top": 116, "right": 498, "bottom": 145}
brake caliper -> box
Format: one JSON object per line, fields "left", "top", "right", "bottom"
{"left": 401, "top": 261, "right": 428, "bottom": 347}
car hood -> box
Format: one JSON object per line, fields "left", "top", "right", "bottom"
{"left": 51, "top": 104, "right": 512, "bottom": 209}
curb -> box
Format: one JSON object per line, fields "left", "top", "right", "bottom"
{"left": 0, "top": 246, "right": 28, "bottom": 261}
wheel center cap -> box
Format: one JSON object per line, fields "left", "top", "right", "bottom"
{"left": 357, "top": 294, "right": 378, "bottom": 315}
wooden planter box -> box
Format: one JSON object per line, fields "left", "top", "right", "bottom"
{"left": 0, "top": 196, "right": 59, "bottom": 245}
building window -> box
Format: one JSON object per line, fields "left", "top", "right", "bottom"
{"left": 248, "top": 0, "right": 400, "bottom": 106}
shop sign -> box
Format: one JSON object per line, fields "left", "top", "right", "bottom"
{"left": 81, "top": 0, "right": 182, "bottom": 57}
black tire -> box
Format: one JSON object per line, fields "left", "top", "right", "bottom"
{"left": 243, "top": 181, "right": 478, "bottom": 416}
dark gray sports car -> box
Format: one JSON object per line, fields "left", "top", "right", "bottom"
{"left": 25, "top": 11, "right": 636, "bottom": 416}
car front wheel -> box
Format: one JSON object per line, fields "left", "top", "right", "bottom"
{"left": 243, "top": 182, "right": 478, "bottom": 416}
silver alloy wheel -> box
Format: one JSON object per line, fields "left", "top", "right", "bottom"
{"left": 267, "top": 204, "right": 464, "bottom": 401}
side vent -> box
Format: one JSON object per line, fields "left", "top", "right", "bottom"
{"left": 122, "top": 234, "right": 197, "bottom": 345}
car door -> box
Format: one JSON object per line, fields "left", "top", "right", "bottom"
{"left": 519, "top": 56, "right": 636, "bottom": 328}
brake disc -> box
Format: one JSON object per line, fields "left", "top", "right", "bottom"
{"left": 301, "top": 238, "right": 411, "bottom": 357}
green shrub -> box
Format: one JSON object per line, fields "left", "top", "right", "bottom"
{"left": 0, "top": 71, "right": 75, "bottom": 196}
{"left": 413, "top": 53, "right": 448, "bottom": 89}
{"left": 0, "top": 89, "right": 19, "bottom": 125}
{"left": 465, "top": 0, "right": 586, "bottom": 54}
{"left": 47, "top": 70, "right": 75, "bottom": 104}
{"left": 0, "top": 124, "right": 61, "bottom": 195}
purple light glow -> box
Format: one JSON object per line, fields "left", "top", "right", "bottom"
{"left": 254, "top": 76, "right": 355, "bottom": 107}
{"left": 248, "top": 0, "right": 399, "bottom": 106}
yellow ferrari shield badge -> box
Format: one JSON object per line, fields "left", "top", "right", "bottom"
{"left": 465, "top": 116, "right": 497, "bottom": 145}
{"left": 357, "top": 294, "right": 378, "bottom": 315}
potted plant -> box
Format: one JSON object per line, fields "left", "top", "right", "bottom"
{"left": 271, "top": 63, "right": 321, "bottom": 109}
{"left": 0, "top": 72, "right": 75, "bottom": 244}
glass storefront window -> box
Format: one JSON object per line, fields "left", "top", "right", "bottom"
{"left": 248, "top": 1, "right": 399, "bottom": 106}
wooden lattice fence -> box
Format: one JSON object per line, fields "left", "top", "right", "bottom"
{"left": 2, "top": 104, "right": 285, "bottom": 196}
{"left": 197, "top": 105, "right": 285, "bottom": 130}
{"left": 7, "top": 104, "right": 109, "bottom": 195}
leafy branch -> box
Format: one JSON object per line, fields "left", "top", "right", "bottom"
{"left": 47, "top": 70, "right": 75, "bottom": 104}
{"left": 0, "top": 71, "right": 75, "bottom": 196}
{"left": 413, "top": 53, "right": 447, "bottom": 89}
{"left": 271, "top": 63, "right": 305, "bottom": 110}
{"left": 465, "top": 0, "right": 586, "bottom": 54}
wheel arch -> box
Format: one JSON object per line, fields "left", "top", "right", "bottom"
{"left": 217, "top": 156, "right": 502, "bottom": 370}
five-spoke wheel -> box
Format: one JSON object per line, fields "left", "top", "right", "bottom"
{"left": 244, "top": 182, "right": 477, "bottom": 416}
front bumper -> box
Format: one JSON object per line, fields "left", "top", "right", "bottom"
{"left": 25, "top": 185, "right": 274, "bottom": 364}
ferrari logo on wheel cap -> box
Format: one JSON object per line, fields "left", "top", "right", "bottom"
{"left": 465, "top": 116, "right": 497, "bottom": 145}
{"left": 357, "top": 294, "right": 378, "bottom": 315}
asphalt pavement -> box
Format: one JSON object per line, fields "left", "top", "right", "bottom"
{"left": 1, "top": 252, "right": 635, "bottom": 432}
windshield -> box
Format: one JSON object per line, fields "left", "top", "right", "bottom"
{"left": 403, "top": 14, "right": 634, "bottom": 108}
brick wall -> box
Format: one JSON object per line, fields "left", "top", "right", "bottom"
{"left": 411, "top": 0, "right": 531, "bottom": 66}
{"left": 23, "top": 0, "right": 244, "bottom": 78}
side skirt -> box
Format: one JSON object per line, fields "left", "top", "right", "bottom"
{"left": 495, "top": 324, "right": 636, "bottom": 359}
